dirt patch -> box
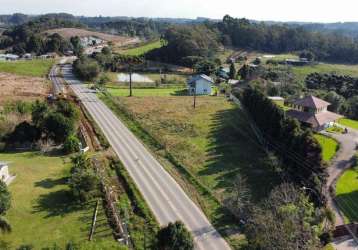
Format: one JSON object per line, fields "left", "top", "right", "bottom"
{"left": 0, "top": 72, "right": 50, "bottom": 104}
{"left": 44, "top": 28, "right": 140, "bottom": 47}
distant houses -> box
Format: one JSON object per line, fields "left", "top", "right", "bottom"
{"left": 187, "top": 74, "right": 214, "bottom": 95}
{"left": 0, "top": 54, "right": 19, "bottom": 61}
{"left": 287, "top": 95, "right": 343, "bottom": 131}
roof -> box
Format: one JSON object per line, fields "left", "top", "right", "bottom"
{"left": 293, "top": 96, "right": 331, "bottom": 109}
{"left": 287, "top": 110, "right": 343, "bottom": 127}
{"left": 188, "top": 74, "right": 214, "bottom": 84}
{"left": 268, "top": 96, "right": 284, "bottom": 101}
{"left": 228, "top": 79, "right": 239, "bottom": 85}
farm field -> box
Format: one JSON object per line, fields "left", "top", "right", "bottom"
{"left": 291, "top": 63, "right": 358, "bottom": 84}
{"left": 0, "top": 72, "right": 50, "bottom": 104}
{"left": 314, "top": 134, "right": 339, "bottom": 162}
{"left": 0, "top": 152, "right": 122, "bottom": 249}
{"left": 338, "top": 118, "right": 358, "bottom": 130}
{"left": 0, "top": 59, "right": 55, "bottom": 77}
{"left": 336, "top": 164, "right": 358, "bottom": 223}
{"left": 117, "top": 40, "right": 163, "bottom": 56}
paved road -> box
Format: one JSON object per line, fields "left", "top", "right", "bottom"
{"left": 322, "top": 129, "right": 358, "bottom": 226}
{"left": 49, "top": 65, "right": 64, "bottom": 96}
{"left": 60, "top": 65, "right": 231, "bottom": 250}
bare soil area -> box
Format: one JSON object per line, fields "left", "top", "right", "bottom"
{"left": 0, "top": 72, "right": 50, "bottom": 104}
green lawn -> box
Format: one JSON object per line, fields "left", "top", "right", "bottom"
{"left": 0, "top": 152, "right": 122, "bottom": 249}
{"left": 118, "top": 40, "right": 163, "bottom": 56}
{"left": 107, "top": 87, "right": 186, "bottom": 97}
{"left": 336, "top": 164, "right": 358, "bottom": 223}
{"left": 314, "top": 134, "right": 339, "bottom": 162}
{"left": 0, "top": 59, "right": 55, "bottom": 77}
{"left": 338, "top": 118, "right": 358, "bottom": 130}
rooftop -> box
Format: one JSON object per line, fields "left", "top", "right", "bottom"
{"left": 287, "top": 109, "right": 343, "bottom": 127}
{"left": 188, "top": 74, "right": 214, "bottom": 84}
{"left": 293, "top": 95, "right": 331, "bottom": 109}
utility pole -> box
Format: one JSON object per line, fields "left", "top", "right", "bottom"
{"left": 193, "top": 81, "right": 197, "bottom": 109}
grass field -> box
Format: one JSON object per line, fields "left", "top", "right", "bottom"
{"left": 291, "top": 63, "right": 358, "bottom": 84}
{"left": 107, "top": 87, "right": 186, "bottom": 97}
{"left": 314, "top": 134, "right": 339, "bottom": 162}
{"left": 100, "top": 94, "right": 280, "bottom": 248}
{"left": 339, "top": 118, "right": 358, "bottom": 130}
{"left": 0, "top": 59, "right": 55, "bottom": 77}
{"left": 118, "top": 40, "right": 163, "bottom": 56}
{"left": 336, "top": 164, "right": 358, "bottom": 223}
{"left": 0, "top": 152, "right": 122, "bottom": 249}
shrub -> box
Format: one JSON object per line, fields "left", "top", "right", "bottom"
{"left": 63, "top": 135, "right": 81, "bottom": 154}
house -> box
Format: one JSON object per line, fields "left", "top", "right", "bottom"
{"left": 22, "top": 53, "right": 32, "bottom": 60}
{"left": 287, "top": 95, "right": 343, "bottom": 131}
{"left": 1, "top": 54, "right": 19, "bottom": 61}
{"left": 187, "top": 74, "right": 214, "bottom": 95}
{"left": 285, "top": 58, "right": 311, "bottom": 66}
{"left": 0, "top": 163, "right": 15, "bottom": 185}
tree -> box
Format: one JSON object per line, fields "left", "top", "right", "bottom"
{"left": 194, "top": 59, "right": 217, "bottom": 75}
{"left": 245, "top": 183, "right": 320, "bottom": 250}
{"left": 324, "top": 91, "right": 345, "bottom": 113}
{"left": 31, "top": 100, "right": 49, "bottom": 128}
{"left": 70, "top": 36, "right": 83, "bottom": 56}
{"left": 0, "top": 181, "right": 11, "bottom": 234}
{"left": 7, "top": 121, "right": 40, "bottom": 144}
{"left": 156, "top": 221, "right": 194, "bottom": 250}
{"left": 63, "top": 135, "right": 81, "bottom": 154}
{"left": 43, "top": 112, "right": 75, "bottom": 143}
{"left": 73, "top": 57, "right": 101, "bottom": 81}
{"left": 229, "top": 62, "right": 236, "bottom": 79}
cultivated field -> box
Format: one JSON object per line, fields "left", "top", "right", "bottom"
{"left": 107, "top": 87, "right": 186, "bottom": 97}
{"left": 0, "top": 73, "right": 50, "bottom": 104}
{"left": 45, "top": 28, "right": 140, "bottom": 47}
{"left": 0, "top": 152, "right": 122, "bottom": 249}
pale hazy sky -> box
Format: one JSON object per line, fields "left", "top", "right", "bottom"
{"left": 1, "top": 0, "right": 358, "bottom": 22}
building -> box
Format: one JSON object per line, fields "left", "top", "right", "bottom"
{"left": 287, "top": 95, "right": 343, "bottom": 131}
{"left": 0, "top": 54, "right": 19, "bottom": 61}
{"left": 0, "top": 163, "right": 15, "bottom": 185}
{"left": 187, "top": 74, "right": 214, "bottom": 95}
{"left": 218, "top": 67, "right": 230, "bottom": 79}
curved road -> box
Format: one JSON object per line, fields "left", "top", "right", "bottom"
{"left": 60, "top": 64, "right": 231, "bottom": 250}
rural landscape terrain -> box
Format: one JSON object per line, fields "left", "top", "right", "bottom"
{"left": 0, "top": 6, "right": 357, "bottom": 250}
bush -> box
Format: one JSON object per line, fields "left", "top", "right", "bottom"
{"left": 156, "top": 221, "right": 194, "bottom": 250}
{"left": 0, "top": 181, "right": 11, "bottom": 215}
{"left": 63, "top": 135, "right": 81, "bottom": 154}
{"left": 73, "top": 57, "right": 101, "bottom": 81}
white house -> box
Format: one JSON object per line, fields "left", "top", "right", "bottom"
{"left": 187, "top": 74, "right": 214, "bottom": 95}
{"left": 0, "top": 163, "right": 15, "bottom": 185}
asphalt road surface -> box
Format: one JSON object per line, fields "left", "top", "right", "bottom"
{"left": 60, "top": 64, "right": 231, "bottom": 250}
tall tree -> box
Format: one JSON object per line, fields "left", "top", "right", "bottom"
{"left": 157, "top": 221, "right": 194, "bottom": 250}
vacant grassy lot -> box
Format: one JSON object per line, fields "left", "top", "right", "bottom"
{"left": 339, "top": 118, "right": 358, "bottom": 130}
{"left": 336, "top": 164, "right": 358, "bottom": 223}
{"left": 314, "top": 134, "right": 339, "bottom": 162}
{"left": 107, "top": 87, "right": 186, "bottom": 97}
{"left": 291, "top": 63, "right": 358, "bottom": 84}
{"left": 0, "top": 152, "right": 121, "bottom": 249}
{"left": 0, "top": 59, "right": 55, "bottom": 77}
{"left": 118, "top": 40, "right": 162, "bottom": 56}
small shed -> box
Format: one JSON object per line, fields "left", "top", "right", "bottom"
{"left": 187, "top": 74, "right": 214, "bottom": 95}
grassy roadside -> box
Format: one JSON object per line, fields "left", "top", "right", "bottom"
{"left": 338, "top": 118, "right": 358, "bottom": 130}
{"left": 314, "top": 134, "right": 339, "bottom": 162}
{"left": 98, "top": 92, "right": 250, "bottom": 249}
{"left": 117, "top": 40, "right": 163, "bottom": 56}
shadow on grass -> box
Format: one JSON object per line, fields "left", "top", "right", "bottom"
{"left": 170, "top": 89, "right": 190, "bottom": 96}
{"left": 32, "top": 190, "right": 84, "bottom": 218}
{"left": 199, "top": 107, "right": 280, "bottom": 202}
{"left": 336, "top": 190, "right": 358, "bottom": 222}
{"left": 34, "top": 177, "right": 68, "bottom": 189}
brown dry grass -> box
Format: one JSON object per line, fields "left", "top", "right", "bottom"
{"left": 0, "top": 72, "right": 50, "bottom": 104}
{"left": 44, "top": 28, "right": 140, "bottom": 46}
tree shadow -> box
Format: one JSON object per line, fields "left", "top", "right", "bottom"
{"left": 199, "top": 107, "right": 280, "bottom": 202}
{"left": 32, "top": 190, "right": 83, "bottom": 218}
{"left": 34, "top": 177, "right": 68, "bottom": 189}
{"left": 336, "top": 190, "right": 358, "bottom": 222}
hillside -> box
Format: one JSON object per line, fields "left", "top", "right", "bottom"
{"left": 44, "top": 28, "right": 140, "bottom": 46}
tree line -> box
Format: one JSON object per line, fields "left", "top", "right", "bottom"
{"left": 239, "top": 87, "right": 327, "bottom": 205}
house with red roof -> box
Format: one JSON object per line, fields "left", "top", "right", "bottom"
{"left": 287, "top": 95, "right": 343, "bottom": 131}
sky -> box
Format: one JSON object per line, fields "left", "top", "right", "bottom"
{"left": 1, "top": 0, "right": 358, "bottom": 23}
